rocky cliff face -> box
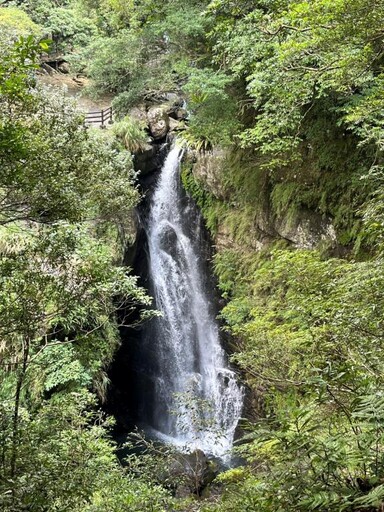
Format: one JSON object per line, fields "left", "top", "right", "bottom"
{"left": 129, "top": 100, "right": 187, "bottom": 176}
{"left": 126, "top": 98, "right": 342, "bottom": 271}
{"left": 187, "top": 148, "right": 339, "bottom": 253}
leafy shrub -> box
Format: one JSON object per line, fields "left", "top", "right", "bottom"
{"left": 111, "top": 115, "right": 150, "bottom": 153}
{"left": 182, "top": 68, "right": 241, "bottom": 148}
{"left": 0, "top": 7, "right": 41, "bottom": 39}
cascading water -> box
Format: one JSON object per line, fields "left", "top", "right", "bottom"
{"left": 140, "top": 144, "right": 243, "bottom": 460}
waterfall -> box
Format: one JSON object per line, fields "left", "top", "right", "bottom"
{"left": 141, "top": 144, "right": 243, "bottom": 460}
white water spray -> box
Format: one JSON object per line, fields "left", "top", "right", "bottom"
{"left": 143, "top": 145, "right": 243, "bottom": 460}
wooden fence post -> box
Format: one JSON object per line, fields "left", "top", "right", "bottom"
{"left": 85, "top": 107, "right": 113, "bottom": 128}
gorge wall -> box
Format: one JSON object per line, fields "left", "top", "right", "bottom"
{"left": 184, "top": 148, "right": 339, "bottom": 253}
{"left": 108, "top": 96, "right": 366, "bottom": 435}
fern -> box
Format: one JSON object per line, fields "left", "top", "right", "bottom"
{"left": 111, "top": 115, "right": 150, "bottom": 153}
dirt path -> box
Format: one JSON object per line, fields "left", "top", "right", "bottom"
{"left": 38, "top": 73, "right": 114, "bottom": 113}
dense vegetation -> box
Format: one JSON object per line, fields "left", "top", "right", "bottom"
{"left": 0, "top": 22, "right": 173, "bottom": 512}
{"left": 3, "top": 0, "right": 384, "bottom": 511}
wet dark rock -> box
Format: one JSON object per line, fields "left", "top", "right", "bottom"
{"left": 134, "top": 144, "right": 157, "bottom": 176}
{"left": 167, "top": 449, "right": 219, "bottom": 496}
{"left": 164, "top": 93, "right": 184, "bottom": 106}
{"left": 157, "top": 223, "right": 179, "bottom": 255}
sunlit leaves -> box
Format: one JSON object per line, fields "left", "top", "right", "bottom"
{"left": 0, "top": 7, "right": 41, "bottom": 39}
{"left": 0, "top": 35, "right": 160, "bottom": 511}
{"left": 208, "top": 0, "right": 384, "bottom": 169}
{"left": 211, "top": 244, "right": 384, "bottom": 510}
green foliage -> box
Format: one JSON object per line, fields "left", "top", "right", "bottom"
{"left": 83, "top": 29, "right": 165, "bottom": 96}
{"left": 44, "top": 6, "right": 98, "bottom": 54}
{"left": 181, "top": 68, "right": 240, "bottom": 148}
{"left": 0, "top": 6, "right": 41, "bottom": 39}
{"left": 208, "top": 0, "right": 384, "bottom": 159}
{"left": 78, "top": 0, "right": 240, "bottom": 146}
{"left": 9, "top": 0, "right": 98, "bottom": 55}
{"left": 8, "top": 0, "right": 68, "bottom": 26}
{"left": 0, "top": 35, "right": 48, "bottom": 100}
{"left": 213, "top": 391, "right": 384, "bottom": 512}
{"left": 0, "top": 36, "right": 169, "bottom": 512}
{"left": 202, "top": 244, "right": 384, "bottom": 511}
{"left": 0, "top": 391, "right": 171, "bottom": 512}
{"left": 111, "top": 115, "right": 150, "bottom": 153}
{"left": 181, "top": 162, "right": 225, "bottom": 235}
{"left": 37, "top": 344, "right": 92, "bottom": 392}
{"left": 1, "top": 80, "right": 139, "bottom": 226}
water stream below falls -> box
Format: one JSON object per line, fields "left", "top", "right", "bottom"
{"left": 139, "top": 145, "right": 243, "bottom": 460}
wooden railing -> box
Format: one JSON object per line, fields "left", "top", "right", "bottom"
{"left": 85, "top": 106, "right": 113, "bottom": 128}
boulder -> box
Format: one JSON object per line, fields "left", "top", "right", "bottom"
{"left": 129, "top": 104, "right": 148, "bottom": 125}
{"left": 164, "top": 93, "right": 184, "bottom": 106}
{"left": 168, "top": 449, "right": 218, "bottom": 496}
{"left": 191, "top": 148, "right": 228, "bottom": 199}
{"left": 58, "top": 61, "right": 70, "bottom": 74}
{"left": 169, "top": 118, "right": 185, "bottom": 132}
{"left": 133, "top": 144, "right": 157, "bottom": 176}
{"left": 166, "top": 97, "right": 185, "bottom": 119}
{"left": 274, "top": 209, "right": 337, "bottom": 249}
{"left": 175, "top": 107, "right": 188, "bottom": 120}
{"left": 147, "top": 106, "right": 170, "bottom": 140}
